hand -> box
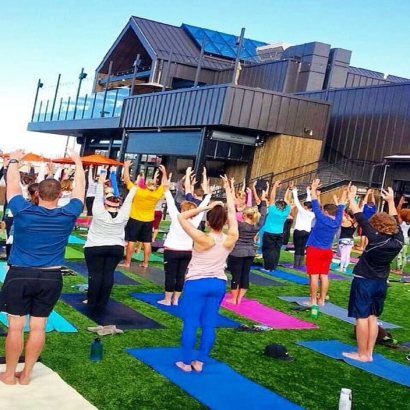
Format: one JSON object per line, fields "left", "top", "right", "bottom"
{"left": 398, "top": 196, "right": 405, "bottom": 206}
{"left": 348, "top": 184, "right": 357, "bottom": 201}
{"left": 288, "top": 181, "right": 294, "bottom": 189}
{"left": 209, "top": 200, "right": 224, "bottom": 209}
{"left": 220, "top": 174, "right": 231, "bottom": 189}
{"left": 246, "top": 187, "right": 252, "bottom": 194}
{"left": 124, "top": 160, "right": 133, "bottom": 168}
{"left": 8, "top": 149, "right": 25, "bottom": 162}
{"left": 67, "top": 147, "right": 81, "bottom": 163}
{"left": 311, "top": 179, "right": 321, "bottom": 191}
{"left": 273, "top": 180, "right": 281, "bottom": 188}
{"left": 381, "top": 187, "right": 394, "bottom": 202}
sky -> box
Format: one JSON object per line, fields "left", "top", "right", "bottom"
{"left": 0, "top": 0, "right": 409, "bottom": 157}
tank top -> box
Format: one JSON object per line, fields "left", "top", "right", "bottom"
{"left": 185, "top": 232, "right": 230, "bottom": 281}
{"left": 340, "top": 224, "right": 357, "bottom": 239}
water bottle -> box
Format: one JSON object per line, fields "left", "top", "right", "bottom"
{"left": 90, "top": 337, "right": 103, "bottom": 361}
{"left": 338, "top": 388, "right": 352, "bottom": 410}
{"left": 310, "top": 305, "right": 319, "bottom": 319}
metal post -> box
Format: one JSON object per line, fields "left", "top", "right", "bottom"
{"left": 162, "top": 50, "right": 173, "bottom": 91}
{"left": 194, "top": 38, "right": 206, "bottom": 87}
{"left": 31, "top": 79, "right": 43, "bottom": 121}
{"left": 50, "top": 74, "right": 61, "bottom": 121}
{"left": 101, "top": 61, "right": 113, "bottom": 117}
{"left": 130, "top": 54, "right": 141, "bottom": 95}
{"left": 73, "top": 68, "right": 87, "bottom": 119}
{"left": 232, "top": 28, "right": 245, "bottom": 84}
{"left": 379, "top": 163, "right": 390, "bottom": 211}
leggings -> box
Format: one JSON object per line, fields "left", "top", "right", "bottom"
{"left": 262, "top": 232, "right": 283, "bottom": 270}
{"left": 293, "top": 229, "right": 310, "bottom": 256}
{"left": 338, "top": 239, "right": 354, "bottom": 269}
{"left": 163, "top": 249, "right": 192, "bottom": 292}
{"left": 227, "top": 255, "right": 254, "bottom": 289}
{"left": 180, "top": 278, "right": 226, "bottom": 364}
{"left": 84, "top": 245, "right": 124, "bottom": 308}
{"left": 282, "top": 218, "right": 293, "bottom": 245}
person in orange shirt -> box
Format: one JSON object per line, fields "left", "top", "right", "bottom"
{"left": 119, "top": 160, "right": 164, "bottom": 268}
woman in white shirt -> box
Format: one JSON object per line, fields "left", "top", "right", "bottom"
{"left": 83, "top": 168, "right": 137, "bottom": 308}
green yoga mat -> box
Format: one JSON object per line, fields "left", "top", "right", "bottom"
{"left": 64, "top": 246, "right": 84, "bottom": 259}
{"left": 132, "top": 252, "right": 163, "bottom": 263}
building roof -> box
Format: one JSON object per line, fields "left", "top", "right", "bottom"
{"left": 348, "top": 66, "right": 410, "bottom": 83}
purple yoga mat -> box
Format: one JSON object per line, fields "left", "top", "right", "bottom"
{"left": 221, "top": 295, "right": 318, "bottom": 329}
{"left": 280, "top": 263, "right": 349, "bottom": 280}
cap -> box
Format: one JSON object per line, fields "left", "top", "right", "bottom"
{"left": 263, "top": 344, "right": 294, "bottom": 361}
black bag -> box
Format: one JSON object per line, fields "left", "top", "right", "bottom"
{"left": 354, "top": 325, "right": 397, "bottom": 346}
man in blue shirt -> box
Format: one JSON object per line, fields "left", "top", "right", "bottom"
{"left": 0, "top": 148, "right": 84, "bottom": 385}
{"left": 356, "top": 189, "right": 377, "bottom": 250}
{"left": 305, "top": 179, "right": 345, "bottom": 306}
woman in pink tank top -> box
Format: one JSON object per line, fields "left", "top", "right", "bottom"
{"left": 175, "top": 174, "right": 238, "bottom": 372}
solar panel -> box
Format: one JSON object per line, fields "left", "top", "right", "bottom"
{"left": 182, "top": 23, "right": 267, "bottom": 62}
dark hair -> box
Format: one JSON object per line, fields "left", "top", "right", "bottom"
{"left": 275, "top": 200, "right": 286, "bottom": 210}
{"left": 207, "top": 204, "right": 227, "bottom": 231}
{"left": 323, "top": 203, "right": 338, "bottom": 216}
{"left": 303, "top": 201, "right": 312, "bottom": 210}
{"left": 38, "top": 179, "right": 61, "bottom": 201}
{"left": 28, "top": 182, "right": 39, "bottom": 205}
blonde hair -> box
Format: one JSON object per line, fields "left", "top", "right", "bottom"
{"left": 243, "top": 206, "right": 261, "bottom": 224}
{"left": 61, "top": 180, "right": 73, "bottom": 191}
{"left": 146, "top": 179, "right": 157, "bottom": 191}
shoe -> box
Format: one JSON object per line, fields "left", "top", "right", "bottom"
{"left": 260, "top": 268, "right": 273, "bottom": 273}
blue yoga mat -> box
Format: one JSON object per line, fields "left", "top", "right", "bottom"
{"left": 130, "top": 292, "right": 239, "bottom": 328}
{"left": 278, "top": 296, "right": 401, "bottom": 329}
{"left": 68, "top": 235, "right": 86, "bottom": 245}
{"left": 64, "top": 261, "right": 141, "bottom": 286}
{"left": 127, "top": 347, "right": 305, "bottom": 410}
{"left": 256, "top": 268, "right": 309, "bottom": 285}
{"left": 330, "top": 262, "right": 353, "bottom": 275}
{"left": 0, "top": 310, "right": 77, "bottom": 333}
{"left": 296, "top": 340, "right": 410, "bottom": 387}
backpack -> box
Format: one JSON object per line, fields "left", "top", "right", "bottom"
{"left": 354, "top": 325, "right": 397, "bottom": 346}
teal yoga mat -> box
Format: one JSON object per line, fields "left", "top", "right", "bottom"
{"left": 127, "top": 347, "right": 305, "bottom": 410}
{"left": 296, "top": 340, "right": 410, "bottom": 387}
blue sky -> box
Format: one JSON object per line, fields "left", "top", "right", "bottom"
{"left": 0, "top": 0, "right": 409, "bottom": 156}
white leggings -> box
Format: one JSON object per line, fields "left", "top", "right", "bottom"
{"left": 338, "top": 240, "right": 354, "bottom": 269}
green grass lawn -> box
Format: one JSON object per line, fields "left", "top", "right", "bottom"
{"left": 1, "top": 230, "right": 410, "bottom": 409}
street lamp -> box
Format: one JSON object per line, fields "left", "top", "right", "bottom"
{"left": 73, "top": 68, "right": 88, "bottom": 119}
{"left": 31, "top": 79, "right": 44, "bottom": 121}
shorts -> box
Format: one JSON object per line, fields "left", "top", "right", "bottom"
{"left": 0, "top": 266, "right": 63, "bottom": 317}
{"left": 125, "top": 218, "right": 153, "bottom": 243}
{"left": 348, "top": 276, "right": 387, "bottom": 318}
{"left": 153, "top": 210, "right": 163, "bottom": 230}
{"left": 306, "top": 246, "right": 333, "bottom": 275}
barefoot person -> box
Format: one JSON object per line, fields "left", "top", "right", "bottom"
{"left": 0, "top": 148, "right": 84, "bottom": 385}
{"left": 157, "top": 165, "right": 211, "bottom": 306}
{"left": 343, "top": 185, "right": 403, "bottom": 362}
{"left": 175, "top": 175, "right": 238, "bottom": 372}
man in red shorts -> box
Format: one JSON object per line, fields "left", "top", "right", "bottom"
{"left": 304, "top": 179, "right": 345, "bottom": 306}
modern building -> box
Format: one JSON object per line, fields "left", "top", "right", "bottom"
{"left": 27, "top": 16, "right": 410, "bottom": 197}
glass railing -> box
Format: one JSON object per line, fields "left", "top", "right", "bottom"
{"left": 31, "top": 88, "right": 130, "bottom": 122}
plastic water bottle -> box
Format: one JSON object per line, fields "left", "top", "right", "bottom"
{"left": 310, "top": 305, "right": 319, "bottom": 319}
{"left": 338, "top": 388, "right": 352, "bottom": 410}
{"left": 90, "top": 338, "right": 103, "bottom": 361}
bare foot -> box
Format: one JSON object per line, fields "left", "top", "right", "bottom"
{"left": 191, "top": 360, "right": 203, "bottom": 372}
{"left": 172, "top": 299, "right": 179, "bottom": 306}
{"left": 317, "top": 299, "right": 326, "bottom": 306}
{"left": 82, "top": 299, "right": 88, "bottom": 304}
{"left": 118, "top": 263, "right": 130, "bottom": 268}
{"left": 225, "top": 298, "right": 237, "bottom": 305}
{"left": 342, "top": 351, "right": 371, "bottom": 362}
{"left": 139, "top": 264, "right": 148, "bottom": 268}
{"left": 0, "top": 372, "right": 17, "bottom": 385}
{"left": 157, "top": 299, "right": 171, "bottom": 306}
{"left": 14, "top": 371, "right": 30, "bottom": 385}
{"left": 302, "top": 301, "right": 314, "bottom": 306}
{"left": 175, "top": 361, "right": 192, "bottom": 372}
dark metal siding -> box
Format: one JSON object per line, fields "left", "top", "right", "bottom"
{"left": 301, "top": 83, "right": 410, "bottom": 162}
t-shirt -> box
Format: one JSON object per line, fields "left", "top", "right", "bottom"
{"left": 127, "top": 181, "right": 164, "bottom": 222}
{"left": 8, "top": 195, "right": 83, "bottom": 267}
{"left": 353, "top": 212, "right": 403, "bottom": 280}
{"left": 363, "top": 203, "right": 377, "bottom": 220}
{"left": 263, "top": 204, "right": 290, "bottom": 234}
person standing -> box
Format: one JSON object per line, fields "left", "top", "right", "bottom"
{"left": 356, "top": 188, "right": 377, "bottom": 250}
{"left": 343, "top": 185, "right": 403, "bottom": 362}
{"left": 338, "top": 209, "right": 358, "bottom": 272}
{"left": 304, "top": 179, "right": 345, "bottom": 306}
{"left": 83, "top": 168, "right": 137, "bottom": 308}
{"left": 120, "top": 160, "right": 164, "bottom": 268}
{"left": 175, "top": 175, "right": 238, "bottom": 372}
{"left": 0, "top": 148, "right": 84, "bottom": 385}
{"left": 85, "top": 165, "right": 98, "bottom": 217}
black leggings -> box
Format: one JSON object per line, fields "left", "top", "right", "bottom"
{"left": 262, "top": 232, "right": 283, "bottom": 270}
{"left": 293, "top": 229, "right": 310, "bottom": 256}
{"left": 85, "top": 196, "right": 95, "bottom": 216}
{"left": 84, "top": 245, "right": 124, "bottom": 308}
{"left": 282, "top": 218, "right": 293, "bottom": 245}
{"left": 163, "top": 249, "right": 192, "bottom": 292}
{"left": 227, "top": 255, "right": 254, "bottom": 289}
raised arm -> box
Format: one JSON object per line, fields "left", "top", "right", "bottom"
{"left": 381, "top": 187, "right": 397, "bottom": 217}
{"left": 68, "top": 148, "right": 85, "bottom": 203}
{"left": 6, "top": 149, "right": 25, "bottom": 201}
{"left": 252, "top": 181, "right": 261, "bottom": 205}
{"left": 221, "top": 174, "right": 239, "bottom": 249}
{"left": 269, "top": 180, "right": 281, "bottom": 203}
{"left": 123, "top": 160, "right": 132, "bottom": 185}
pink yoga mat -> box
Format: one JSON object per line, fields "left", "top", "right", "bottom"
{"left": 221, "top": 295, "right": 318, "bottom": 329}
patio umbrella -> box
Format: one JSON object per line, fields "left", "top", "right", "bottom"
{"left": 52, "top": 154, "right": 123, "bottom": 166}
{"left": 21, "top": 152, "right": 51, "bottom": 162}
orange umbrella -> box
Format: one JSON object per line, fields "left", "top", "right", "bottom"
{"left": 52, "top": 157, "right": 74, "bottom": 164}
{"left": 80, "top": 154, "right": 123, "bottom": 166}
{"left": 21, "top": 152, "right": 51, "bottom": 162}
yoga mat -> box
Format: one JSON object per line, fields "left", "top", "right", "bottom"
{"left": 0, "top": 310, "right": 77, "bottom": 333}
{"left": 60, "top": 293, "right": 164, "bottom": 329}
{"left": 296, "top": 340, "right": 410, "bottom": 387}
{"left": 152, "top": 240, "right": 164, "bottom": 249}
{"left": 127, "top": 347, "right": 304, "bottom": 410}
{"left": 130, "top": 292, "right": 239, "bottom": 328}
{"left": 330, "top": 262, "right": 353, "bottom": 275}
{"left": 278, "top": 296, "right": 401, "bottom": 329}
{"left": 256, "top": 268, "right": 309, "bottom": 285}
{"left": 0, "top": 362, "right": 98, "bottom": 410}
{"left": 124, "top": 264, "right": 165, "bottom": 286}
{"left": 221, "top": 295, "right": 318, "bottom": 329}
{"left": 132, "top": 252, "right": 163, "bottom": 262}
{"left": 280, "top": 263, "right": 350, "bottom": 280}
{"left": 227, "top": 270, "right": 285, "bottom": 286}
{"left": 64, "top": 261, "right": 141, "bottom": 285}
{"left": 64, "top": 246, "right": 84, "bottom": 259}
{"left": 68, "top": 235, "right": 86, "bottom": 245}
{"left": 333, "top": 253, "right": 360, "bottom": 263}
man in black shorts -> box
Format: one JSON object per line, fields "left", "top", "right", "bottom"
{"left": 0, "top": 148, "right": 84, "bottom": 385}
{"left": 343, "top": 185, "right": 403, "bottom": 362}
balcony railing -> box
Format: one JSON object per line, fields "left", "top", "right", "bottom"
{"left": 31, "top": 88, "right": 130, "bottom": 122}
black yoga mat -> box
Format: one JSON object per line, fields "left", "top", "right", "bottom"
{"left": 124, "top": 264, "right": 165, "bottom": 287}
{"left": 64, "top": 261, "right": 141, "bottom": 286}
{"left": 59, "top": 293, "right": 165, "bottom": 330}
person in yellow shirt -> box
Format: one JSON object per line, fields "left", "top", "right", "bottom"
{"left": 119, "top": 160, "right": 164, "bottom": 268}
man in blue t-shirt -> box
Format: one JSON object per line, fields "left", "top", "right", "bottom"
{"left": 0, "top": 148, "right": 84, "bottom": 386}
{"left": 356, "top": 188, "right": 377, "bottom": 250}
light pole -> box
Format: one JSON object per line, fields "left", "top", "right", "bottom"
{"left": 73, "top": 68, "right": 87, "bottom": 119}
{"left": 31, "top": 79, "right": 44, "bottom": 121}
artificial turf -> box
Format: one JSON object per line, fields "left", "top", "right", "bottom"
{"left": 1, "top": 228, "right": 410, "bottom": 410}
